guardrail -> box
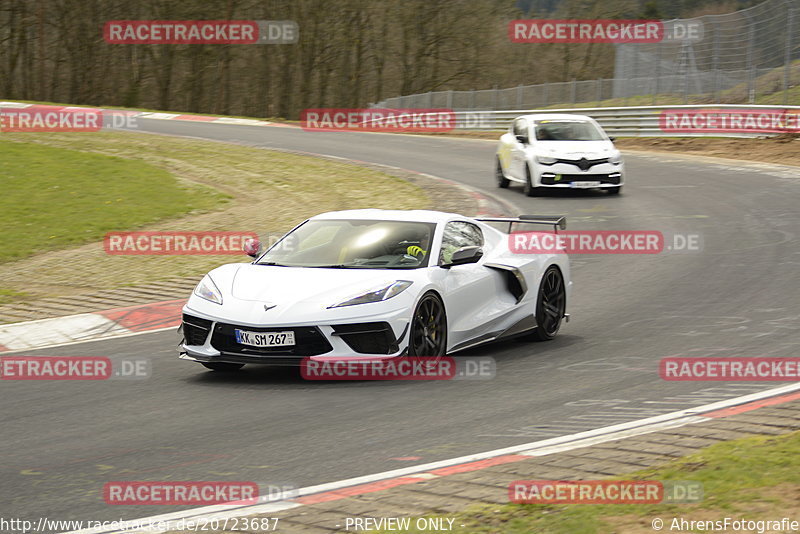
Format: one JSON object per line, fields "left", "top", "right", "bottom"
{"left": 434, "top": 105, "right": 800, "bottom": 138}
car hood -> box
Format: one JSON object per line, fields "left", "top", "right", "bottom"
{"left": 186, "top": 263, "right": 426, "bottom": 325}
{"left": 225, "top": 263, "right": 412, "bottom": 305}
{"left": 203, "top": 263, "right": 425, "bottom": 311}
{"left": 535, "top": 140, "right": 616, "bottom": 159}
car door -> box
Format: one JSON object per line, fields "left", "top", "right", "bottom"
{"left": 436, "top": 221, "right": 502, "bottom": 348}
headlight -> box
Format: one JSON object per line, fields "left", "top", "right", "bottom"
{"left": 609, "top": 154, "right": 623, "bottom": 165}
{"left": 535, "top": 155, "right": 558, "bottom": 165}
{"left": 329, "top": 281, "right": 413, "bottom": 308}
{"left": 194, "top": 274, "right": 223, "bottom": 305}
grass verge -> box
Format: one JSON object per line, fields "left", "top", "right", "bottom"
{"left": 0, "top": 140, "right": 224, "bottom": 263}
{"left": 375, "top": 431, "right": 800, "bottom": 533}
{"left": 0, "top": 132, "right": 430, "bottom": 300}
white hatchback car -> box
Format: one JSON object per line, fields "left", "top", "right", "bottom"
{"left": 496, "top": 114, "right": 624, "bottom": 195}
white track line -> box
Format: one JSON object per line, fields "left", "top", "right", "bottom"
{"left": 65, "top": 382, "right": 800, "bottom": 533}
{"left": 0, "top": 326, "right": 178, "bottom": 355}
{"left": 0, "top": 314, "right": 131, "bottom": 350}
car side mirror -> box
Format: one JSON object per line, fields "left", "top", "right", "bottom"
{"left": 243, "top": 237, "right": 262, "bottom": 258}
{"left": 443, "top": 246, "right": 483, "bottom": 268}
{"left": 515, "top": 134, "right": 529, "bottom": 145}
{"left": 608, "top": 136, "right": 616, "bottom": 142}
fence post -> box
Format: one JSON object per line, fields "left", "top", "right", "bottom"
{"left": 682, "top": 45, "right": 690, "bottom": 104}
{"left": 783, "top": 5, "right": 795, "bottom": 106}
{"left": 543, "top": 83, "right": 549, "bottom": 107}
{"left": 492, "top": 85, "right": 498, "bottom": 110}
{"left": 516, "top": 85, "right": 523, "bottom": 108}
{"left": 652, "top": 49, "right": 660, "bottom": 106}
{"left": 744, "top": 11, "right": 757, "bottom": 104}
{"left": 711, "top": 20, "right": 720, "bottom": 103}
{"left": 446, "top": 90, "right": 453, "bottom": 110}
{"left": 469, "top": 89, "right": 475, "bottom": 110}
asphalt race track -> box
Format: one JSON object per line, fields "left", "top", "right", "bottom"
{"left": 3, "top": 121, "right": 799, "bottom": 525}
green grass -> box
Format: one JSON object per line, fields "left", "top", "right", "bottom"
{"left": 0, "top": 131, "right": 432, "bottom": 300}
{"left": 0, "top": 288, "right": 28, "bottom": 305}
{"left": 0, "top": 140, "right": 225, "bottom": 263}
{"left": 374, "top": 431, "right": 800, "bottom": 533}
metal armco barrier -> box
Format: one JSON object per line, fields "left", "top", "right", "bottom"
{"left": 445, "top": 105, "right": 800, "bottom": 137}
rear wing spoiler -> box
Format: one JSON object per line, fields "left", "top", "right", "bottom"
{"left": 476, "top": 215, "right": 567, "bottom": 233}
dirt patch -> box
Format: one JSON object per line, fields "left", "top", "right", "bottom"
{"left": 616, "top": 134, "right": 800, "bottom": 167}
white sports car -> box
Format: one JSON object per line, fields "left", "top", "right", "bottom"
{"left": 180, "top": 209, "right": 571, "bottom": 371}
{"left": 496, "top": 113, "right": 624, "bottom": 195}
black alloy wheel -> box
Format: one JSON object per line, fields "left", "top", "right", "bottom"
{"left": 527, "top": 266, "right": 566, "bottom": 341}
{"left": 408, "top": 292, "right": 448, "bottom": 357}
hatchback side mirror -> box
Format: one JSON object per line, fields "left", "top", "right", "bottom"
{"left": 515, "top": 134, "right": 529, "bottom": 145}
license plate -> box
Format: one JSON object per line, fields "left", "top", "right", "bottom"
{"left": 571, "top": 181, "right": 601, "bottom": 188}
{"left": 234, "top": 329, "right": 295, "bottom": 347}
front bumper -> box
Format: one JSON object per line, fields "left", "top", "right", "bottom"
{"left": 534, "top": 162, "right": 624, "bottom": 188}
{"left": 180, "top": 307, "right": 411, "bottom": 366}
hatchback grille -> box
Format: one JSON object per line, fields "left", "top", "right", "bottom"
{"left": 555, "top": 157, "right": 608, "bottom": 170}
{"left": 541, "top": 174, "right": 620, "bottom": 185}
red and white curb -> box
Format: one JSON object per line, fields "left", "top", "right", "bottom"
{"left": 0, "top": 101, "right": 294, "bottom": 128}
{"left": 0, "top": 300, "right": 184, "bottom": 353}
{"left": 132, "top": 112, "right": 291, "bottom": 127}
{"left": 64, "top": 383, "right": 800, "bottom": 534}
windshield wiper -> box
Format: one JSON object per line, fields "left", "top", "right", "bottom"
{"left": 257, "top": 261, "right": 291, "bottom": 267}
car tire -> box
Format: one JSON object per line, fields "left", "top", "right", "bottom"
{"left": 408, "top": 292, "right": 448, "bottom": 357}
{"left": 202, "top": 362, "right": 245, "bottom": 371}
{"left": 525, "top": 266, "right": 566, "bottom": 341}
{"left": 608, "top": 186, "right": 622, "bottom": 195}
{"left": 523, "top": 166, "right": 540, "bottom": 197}
{"left": 496, "top": 158, "right": 510, "bottom": 188}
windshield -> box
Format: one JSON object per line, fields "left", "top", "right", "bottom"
{"left": 534, "top": 120, "right": 606, "bottom": 141}
{"left": 257, "top": 219, "right": 436, "bottom": 269}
